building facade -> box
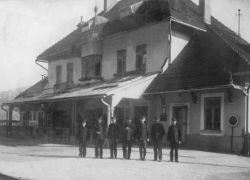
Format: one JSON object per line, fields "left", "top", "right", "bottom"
{"left": 3, "top": 0, "right": 250, "bottom": 153}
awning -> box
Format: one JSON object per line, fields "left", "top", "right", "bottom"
{"left": 5, "top": 73, "right": 157, "bottom": 105}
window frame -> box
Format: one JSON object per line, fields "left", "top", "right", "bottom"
{"left": 200, "top": 93, "right": 224, "bottom": 136}
{"left": 81, "top": 55, "right": 102, "bottom": 79}
{"left": 136, "top": 44, "right": 147, "bottom": 73}
{"left": 66, "top": 63, "right": 74, "bottom": 83}
{"left": 117, "top": 49, "right": 127, "bottom": 74}
{"left": 56, "top": 65, "right": 62, "bottom": 84}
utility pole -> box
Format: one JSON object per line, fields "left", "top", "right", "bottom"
{"left": 236, "top": 9, "right": 242, "bottom": 40}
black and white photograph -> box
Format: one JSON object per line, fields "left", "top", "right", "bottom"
{"left": 0, "top": 0, "right": 250, "bottom": 179}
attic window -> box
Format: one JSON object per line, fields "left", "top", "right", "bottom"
{"left": 118, "top": 1, "right": 143, "bottom": 18}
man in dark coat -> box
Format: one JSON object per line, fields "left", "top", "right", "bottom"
{"left": 94, "top": 117, "right": 104, "bottom": 158}
{"left": 151, "top": 116, "right": 165, "bottom": 161}
{"left": 122, "top": 119, "right": 135, "bottom": 159}
{"left": 137, "top": 116, "right": 148, "bottom": 160}
{"left": 107, "top": 116, "right": 119, "bottom": 159}
{"left": 77, "top": 120, "right": 88, "bottom": 158}
{"left": 167, "top": 118, "right": 182, "bottom": 162}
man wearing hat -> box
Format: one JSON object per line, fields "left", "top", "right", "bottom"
{"left": 94, "top": 117, "right": 105, "bottom": 158}
{"left": 151, "top": 116, "right": 165, "bottom": 161}
{"left": 107, "top": 116, "right": 119, "bottom": 159}
{"left": 77, "top": 119, "right": 88, "bottom": 158}
{"left": 122, "top": 119, "right": 135, "bottom": 159}
{"left": 137, "top": 116, "right": 149, "bottom": 160}
{"left": 167, "top": 118, "right": 182, "bottom": 162}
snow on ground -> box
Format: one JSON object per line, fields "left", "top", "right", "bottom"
{"left": 0, "top": 138, "right": 249, "bottom": 180}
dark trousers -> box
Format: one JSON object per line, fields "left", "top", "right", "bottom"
{"left": 95, "top": 139, "right": 104, "bottom": 158}
{"left": 170, "top": 143, "right": 179, "bottom": 162}
{"left": 122, "top": 140, "right": 133, "bottom": 159}
{"left": 139, "top": 140, "right": 147, "bottom": 160}
{"left": 153, "top": 139, "right": 162, "bottom": 161}
{"left": 79, "top": 141, "right": 87, "bottom": 157}
{"left": 109, "top": 139, "right": 117, "bottom": 158}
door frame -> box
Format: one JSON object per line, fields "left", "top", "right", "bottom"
{"left": 170, "top": 103, "right": 190, "bottom": 135}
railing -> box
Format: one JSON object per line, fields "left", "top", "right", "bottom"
{"left": 0, "top": 120, "right": 21, "bottom": 126}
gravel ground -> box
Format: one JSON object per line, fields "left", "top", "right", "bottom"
{"left": 0, "top": 138, "right": 249, "bottom": 180}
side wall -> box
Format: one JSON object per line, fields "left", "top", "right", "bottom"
{"left": 48, "top": 57, "right": 82, "bottom": 88}
{"left": 149, "top": 88, "right": 246, "bottom": 153}
{"left": 101, "top": 22, "right": 170, "bottom": 79}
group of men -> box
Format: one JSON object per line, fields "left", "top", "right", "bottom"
{"left": 77, "top": 116, "right": 182, "bottom": 162}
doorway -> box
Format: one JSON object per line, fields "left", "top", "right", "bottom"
{"left": 172, "top": 105, "right": 188, "bottom": 143}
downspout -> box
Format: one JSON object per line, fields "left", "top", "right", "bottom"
{"left": 168, "top": 17, "right": 172, "bottom": 66}
{"left": 0, "top": 104, "right": 8, "bottom": 120}
{"left": 101, "top": 96, "right": 111, "bottom": 126}
{"left": 161, "top": 17, "right": 172, "bottom": 72}
{"left": 35, "top": 59, "right": 48, "bottom": 72}
{"left": 246, "top": 87, "right": 250, "bottom": 155}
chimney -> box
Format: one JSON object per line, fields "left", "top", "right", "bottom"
{"left": 103, "top": 0, "right": 120, "bottom": 12}
{"left": 199, "top": 0, "right": 211, "bottom": 24}
{"left": 104, "top": 0, "right": 107, "bottom": 12}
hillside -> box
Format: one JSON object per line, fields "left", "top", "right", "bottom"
{"left": 0, "top": 87, "right": 27, "bottom": 120}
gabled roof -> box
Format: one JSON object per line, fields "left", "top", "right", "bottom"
{"left": 37, "top": 0, "right": 205, "bottom": 61}
{"left": 145, "top": 24, "right": 250, "bottom": 94}
{"left": 37, "top": 0, "right": 250, "bottom": 66}
{"left": 209, "top": 17, "right": 250, "bottom": 64}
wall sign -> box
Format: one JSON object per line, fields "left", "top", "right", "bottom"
{"left": 228, "top": 114, "right": 239, "bottom": 128}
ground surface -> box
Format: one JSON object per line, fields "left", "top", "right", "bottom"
{"left": 0, "top": 137, "right": 249, "bottom": 180}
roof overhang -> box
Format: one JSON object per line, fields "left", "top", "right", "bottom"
{"left": 144, "top": 83, "right": 247, "bottom": 96}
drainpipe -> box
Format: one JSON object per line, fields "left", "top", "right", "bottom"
{"left": 35, "top": 59, "right": 48, "bottom": 72}
{"left": 1, "top": 104, "right": 8, "bottom": 120}
{"left": 246, "top": 87, "right": 250, "bottom": 155}
{"left": 169, "top": 18, "right": 172, "bottom": 66}
{"left": 101, "top": 96, "right": 111, "bottom": 126}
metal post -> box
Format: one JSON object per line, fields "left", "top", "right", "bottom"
{"left": 8, "top": 105, "right": 14, "bottom": 137}
{"left": 231, "top": 127, "right": 234, "bottom": 153}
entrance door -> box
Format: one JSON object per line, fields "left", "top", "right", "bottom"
{"left": 134, "top": 106, "right": 148, "bottom": 126}
{"left": 172, "top": 106, "right": 188, "bottom": 143}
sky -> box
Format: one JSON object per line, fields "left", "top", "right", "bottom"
{"left": 0, "top": 0, "right": 250, "bottom": 92}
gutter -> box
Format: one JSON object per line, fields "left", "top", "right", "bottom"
{"left": 35, "top": 59, "right": 48, "bottom": 72}
{"left": 0, "top": 104, "right": 8, "bottom": 120}
{"left": 144, "top": 84, "right": 235, "bottom": 96}
{"left": 170, "top": 16, "right": 207, "bottom": 32}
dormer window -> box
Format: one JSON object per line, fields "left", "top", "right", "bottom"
{"left": 82, "top": 55, "right": 102, "bottom": 79}
{"left": 136, "top": 44, "right": 147, "bottom": 73}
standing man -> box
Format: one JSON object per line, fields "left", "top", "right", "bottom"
{"left": 107, "top": 116, "right": 119, "bottom": 159}
{"left": 122, "top": 119, "right": 135, "bottom": 160}
{"left": 167, "top": 118, "right": 182, "bottom": 162}
{"left": 151, "top": 116, "right": 165, "bottom": 161}
{"left": 77, "top": 119, "right": 88, "bottom": 158}
{"left": 137, "top": 116, "right": 148, "bottom": 160}
{"left": 94, "top": 117, "right": 104, "bottom": 158}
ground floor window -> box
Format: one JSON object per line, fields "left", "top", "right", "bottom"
{"left": 204, "top": 97, "right": 221, "bottom": 130}
{"left": 201, "top": 93, "right": 224, "bottom": 135}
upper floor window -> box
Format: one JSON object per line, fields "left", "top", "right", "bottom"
{"left": 204, "top": 97, "right": 221, "bottom": 131}
{"left": 67, "top": 63, "right": 73, "bottom": 83}
{"left": 136, "top": 44, "right": 147, "bottom": 73}
{"left": 117, "top": 49, "right": 126, "bottom": 74}
{"left": 56, "top": 65, "right": 62, "bottom": 84}
{"left": 82, "top": 55, "right": 102, "bottom": 78}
